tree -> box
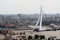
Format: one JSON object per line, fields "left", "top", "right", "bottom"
{"left": 34, "top": 34, "right": 39, "bottom": 39}
{"left": 39, "top": 35, "right": 45, "bottom": 39}
{"left": 28, "top": 35, "right": 33, "bottom": 40}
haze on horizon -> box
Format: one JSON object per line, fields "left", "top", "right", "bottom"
{"left": 0, "top": 0, "right": 60, "bottom": 14}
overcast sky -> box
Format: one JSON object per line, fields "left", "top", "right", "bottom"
{"left": 0, "top": 0, "right": 60, "bottom": 14}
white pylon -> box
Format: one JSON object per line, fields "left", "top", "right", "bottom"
{"left": 36, "top": 5, "right": 44, "bottom": 30}
{"left": 39, "top": 5, "right": 43, "bottom": 30}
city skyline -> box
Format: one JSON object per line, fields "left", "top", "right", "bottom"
{"left": 0, "top": 0, "right": 60, "bottom": 14}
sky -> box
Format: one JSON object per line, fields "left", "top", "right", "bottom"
{"left": 0, "top": 0, "right": 60, "bottom": 14}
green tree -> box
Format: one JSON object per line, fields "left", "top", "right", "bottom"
{"left": 39, "top": 35, "right": 45, "bottom": 39}
{"left": 34, "top": 34, "right": 39, "bottom": 39}
{"left": 28, "top": 35, "right": 33, "bottom": 40}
